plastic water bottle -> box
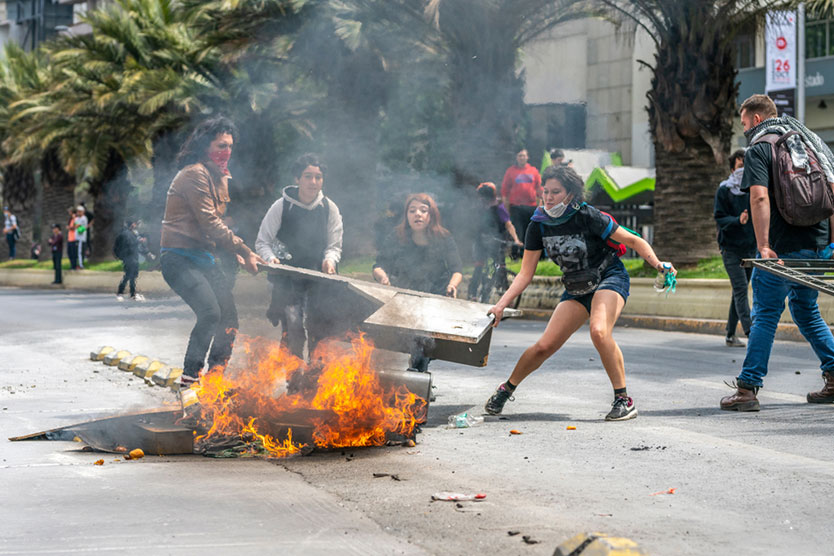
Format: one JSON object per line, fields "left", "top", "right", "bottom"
{"left": 653, "top": 262, "right": 672, "bottom": 293}
{"left": 447, "top": 412, "right": 484, "bottom": 429}
{"left": 822, "top": 243, "right": 834, "bottom": 259}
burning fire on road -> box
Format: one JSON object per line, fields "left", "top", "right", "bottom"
{"left": 187, "top": 333, "right": 428, "bottom": 458}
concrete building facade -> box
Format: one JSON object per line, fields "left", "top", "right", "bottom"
{"left": 523, "top": 12, "right": 834, "bottom": 166}
{"left": 522, "top": 18, "right": 655, "bottom": 169}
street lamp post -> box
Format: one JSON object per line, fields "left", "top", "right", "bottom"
{"left": 798, "top": 2, "right": 806, "bottom": 123}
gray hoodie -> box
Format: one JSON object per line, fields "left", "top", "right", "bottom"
{"left": 255, "top": 185, "right": 343, "bottom": 265}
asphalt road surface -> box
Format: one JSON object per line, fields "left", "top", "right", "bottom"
{"left": 1, "top": 287, "right": 833, "bottom": 555}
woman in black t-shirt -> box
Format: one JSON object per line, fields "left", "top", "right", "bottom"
{"left": 373, "top": 193, "right": 463, "bottom": 372}
{"left": 484, "top": 165, "right": 676, "bottom": 421}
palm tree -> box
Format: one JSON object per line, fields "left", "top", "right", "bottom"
{"left": 0, "top": 44, "right": 64, "bottom": 255}
{"left": 182, "top": 0, "right": 440, "bottom": 252}
{"left": 591, "top": 0, "right": 804, "bottom": 264}
{"left": 7, "top": 0, "right": 226, "bottom": 260}
{"left": 174, "top": 0, "right": 323, "bottom": 245}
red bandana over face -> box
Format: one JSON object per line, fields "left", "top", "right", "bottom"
{"left": 208, "top": 148, "right": 232, "bottom": 174}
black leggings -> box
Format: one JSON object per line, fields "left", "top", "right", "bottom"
{"left": 118, "top": 260, "right": 139, "bottom": 296}
{"left": 67, "top": 241, "right": 78, "bottom": 269}
{"left": 161, "top": 252, "right": 238, "bottom": 377}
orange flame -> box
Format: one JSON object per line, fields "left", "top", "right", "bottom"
{"left": 191, "top": 332, "right": 426, "bottom": 458}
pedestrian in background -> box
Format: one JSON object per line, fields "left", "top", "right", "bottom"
{"left": 467, "top": 182, "right": 522, "bottom": 301}
{"left": 549, "top": 148, "right": 566, "bottom": 167}
{"left": 160, "top": 116, "right": 264, "bottom": 386}
{"left": 721, "top": 94, "right": 834, "bottom": 411}
{"left": 79, "top": 201, "right": 94, "bottom": 261}
{"left": 3, "top": 206, "right": 19, "bottom": 260}
{"left": 48, "top": 223, "right": 63, "bottom": 284}
{"left": 501, "top": 149, "right": 541, "bottom": 257}
{"left": 66, "top": 208, "right": 78, "bottom": 270}
{"left": 74, "top": 206, "right": 88, "bottom": 269}
{"left": 114, "top": 219, "right": 144, "bottom": 301}
{"left": 714, "top": 148, "right": 755, "bottom": 348}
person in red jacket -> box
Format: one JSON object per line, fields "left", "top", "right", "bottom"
{"left": 501, "top": 149, "right": 542, "bottom": 255}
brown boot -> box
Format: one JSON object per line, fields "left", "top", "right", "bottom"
{"left": 807, "top": 372, "right": 834, "bottom": 404}
{"left": 720, "top": 380, "right": 760, "bottom": 411}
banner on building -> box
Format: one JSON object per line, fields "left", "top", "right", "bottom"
{"left": 765, "top": 11, "right": 797, "bottom": 94}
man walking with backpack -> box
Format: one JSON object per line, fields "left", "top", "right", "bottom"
{"left": 721, "top": 94, "right": 834, "bottom": 411}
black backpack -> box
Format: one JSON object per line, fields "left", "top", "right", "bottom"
{"left": 754, "top": 132, "right": 834, "bottom": 226}
{"left": 113, "top": 231, "right": 127, "bottom": 260}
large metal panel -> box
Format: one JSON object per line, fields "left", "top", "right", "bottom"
{"left": 260, "top": 264, "right": 512, "bottom": 367}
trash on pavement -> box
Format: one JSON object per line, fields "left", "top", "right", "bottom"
{"left": 93, "top": 459, "right": 104, "bottom": 466}
{"left": 631, "top": 445, "right": 666, "bottom": 451}
{"left": 447, "top": 412, "right": 483, "bottom": 428}
{"left": 566, "top": 426, "right": 576, "bottom": 430}
{"left": 431, "top": 492, "right": 486, "bottom": 501}
{"left": 125, "top": 448, "right": 145, "bottom": 460}
{"left": 373, "top": 473, "right": 401, "bottom": 481}
{"left": 509, "top": 429, "right": 522, "bottom": 435}
{"left": 521, "top": 535, "right": 540, "bottom": 545}
{"left": 507, "top": 531, "right": 521, "bottom": 536}
{"left": 650, "top": 487, "right": 676, "bottom": 496}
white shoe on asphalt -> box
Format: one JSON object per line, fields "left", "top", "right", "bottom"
{"left": 116, "top": 295, "right": 125, "bottom": 302}
{"left": 132, "top": 294, "right": 146, "bottom": 302}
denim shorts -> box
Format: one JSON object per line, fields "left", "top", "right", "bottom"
{"left": 560, "top": 259, "right": 630, "bottom": 313}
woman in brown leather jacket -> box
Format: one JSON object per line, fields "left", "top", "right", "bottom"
{"left": 160, "top": 117, "right": 264, "bottom": 386}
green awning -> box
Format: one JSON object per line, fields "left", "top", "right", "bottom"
{"left": 585, "top": 166, "right": 655, "bottom": 203}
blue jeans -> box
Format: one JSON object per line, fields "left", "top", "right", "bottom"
{"left": 161, "top": 252, "right": 238, "bottom": 377}
{"left": 6, "top": 232, "right": 16, "bottom": 259}
{"left": 738, "top": 249, "right": 834, "bottom": 387}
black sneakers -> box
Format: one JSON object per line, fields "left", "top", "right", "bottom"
{"left": 605, "top": 396, "right": 638, "bottom": 421}
{"left": 484, "top": 383, "right": 515, "bottom": 415}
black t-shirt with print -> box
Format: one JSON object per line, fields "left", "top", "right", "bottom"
{"left": 740, "top": 141, "right": 829, "bottom": 254}
{"left": 524, "top": 204, "right": 618, "bottom": 273}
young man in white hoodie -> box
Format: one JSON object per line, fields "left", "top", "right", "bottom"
{"left": 255, "top": 153, "right": 343, "bottom": 359}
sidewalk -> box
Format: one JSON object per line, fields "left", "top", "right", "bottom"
{"left": 3, "top": 268, "right": 833, "bottom": 341}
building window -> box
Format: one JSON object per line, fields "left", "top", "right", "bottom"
{"left": 735, "top": 34, "right": 755, "bottom": 69}
{"left": 806, "top": 12, "right": 834, "bottom": 59}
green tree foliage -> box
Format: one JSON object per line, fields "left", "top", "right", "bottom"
{"left": 0, "top": 0, "right": 594, "bottom": 259}
{"left": 591, "top": 0, "right": 801, "bottom": 264}
{"left": 0, "top": 44, "right": 45, "bottom": 211}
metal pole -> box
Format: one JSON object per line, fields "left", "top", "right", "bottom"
{"left": 798, "top": 3, "right": 806, "bottom": 123}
